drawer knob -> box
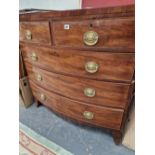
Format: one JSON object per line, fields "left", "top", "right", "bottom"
{"left": 25, "top": 30, "right": 32, "bottom": 40}
{"left": 36, "top": 74, "right": 42, "bottom": 81}
{"left": 40, "top": 93, "right": 46, "bottom": 101}
{"left": 83, "top": 31, "right": 99, "bottom": 46}
{"left": 31, "top": 52, "right": 37, "bottom": 61}
{"left": 84, "top": 88, "right": 96, "bottom": 97}
{"left": 85, "top": 61, "right": 99, "bottom": 73}
{"left": 83, "top": 111, "right": 94, "bottom": 120}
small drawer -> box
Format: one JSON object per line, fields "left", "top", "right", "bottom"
{"left": 26, "top": 63, "right": 130, "bottom": 109}
{"left": 30, "top": 82, "right": 124, "bottom": 130}
{"left": 21, "top": 45, "right": 135, "bottom": 83}
{"left": 52, "top": 17, "right": 134, "bottom": 50}
{"left": 19, "top": 22, "right": 51, "bottom": 45}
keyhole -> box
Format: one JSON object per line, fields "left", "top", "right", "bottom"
{"left": 24, "top": 82, "right": 27, "bottom": 86}
{"left": 90, "top": 24, "right": 93, "bottom": 28}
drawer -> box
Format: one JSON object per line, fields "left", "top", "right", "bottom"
{"left": 19, "top": 22, "right": 51, "bottom": 45}
{"left": 52, "top": 17, "right": 134, "bottom": 50}
{"left": 30, "top": 81, "right": 124, "bottom": 130}
{"left": 26, "top": 63, "right": 130, "bottom": 108}
{"left": 21, "top": 45, "right": 135, "bottom": 82}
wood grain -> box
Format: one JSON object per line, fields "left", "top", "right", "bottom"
{"left": 52, "top": 17, "right": 134, "bottom": 50}
{"left": 25, "top": 62, "right": 131, "bottom": 108}
{"left": 30, "top": 81, "right": 124, "bottom": 130}
{"left": 19, "top": 5, "right": 134, "bottom": 22}
{"left": 21, "top": 45, "right": 135, "bottom": 83}
{"left": 20, "top": 22, "right": 51, "bottom": 45}
{"left": 19, "top": 5, "right": 135, "bottom": 144}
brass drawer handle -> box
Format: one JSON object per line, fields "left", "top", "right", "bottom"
{"left": 83, "top": 31, "right": 99, "bottom": 46}
{"left": 36, "top": 74, "right": 42, "bottom": 81}
{"left": 40, "top": 93, "right": 46, "bottom": 101}
{"left": 25, "top": 30, "right": 32, "bottom": 40}
{"left": 31, "top": 52, "right": 37, "bottom": 61}
{"left": 83, "top": 111, "right": 94, "bottom": 120}
{"left": 84, "top": 88, "right": 96, "bottom": 97}
{"left": 85, "top": 61, "right": 99, "bottom": 73}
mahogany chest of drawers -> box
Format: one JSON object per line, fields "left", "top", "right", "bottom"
{"left": 19, "top": 5, "right": 135, "bottom": 144}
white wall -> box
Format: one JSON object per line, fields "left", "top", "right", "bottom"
{"left": 19, "top": 0, "right": 81, "bottom": 10}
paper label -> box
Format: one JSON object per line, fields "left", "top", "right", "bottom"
{"left": 64, "top": 24, "right": 70, "bottom": 30}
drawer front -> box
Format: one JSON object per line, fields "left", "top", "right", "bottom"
{"left": 52, "top": 17, "right": 134, "bottom": 50}
{"left": 21, "top": 45, "right": 135, "bottom": 82}
{"left": 26, "top": 63, "right": 130, "bottom": 108}
{"left": 19, "top": 22, "right": 51, "bottom": 45}
{"left": 30, "top": 82, "right": 124, "bottom": 130}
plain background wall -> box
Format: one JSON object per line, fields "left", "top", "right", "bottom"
{"left": 19, "top": 0, "right": 81, "bottom": 10}
{"left": 82, "top": 0, "right": 134, "bottom": 8}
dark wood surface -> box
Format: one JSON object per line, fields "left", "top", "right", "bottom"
{"left": 30, "top": 81, "right": 124, "bottom": 130}
{"left": 21, "top": 45, "right": 134, "bottom": 83}
{"left": 25, "top": 62, "right": 131, "bottom": 109}
{"left": 19, "top": 5, "right": 134, "bottom": 21}
{"left": 52, "top": 17, "right": 134, "bottom": 50}
{"left": 20, "top": 22, "right": 51, "bottom": 45}
{"left": 19, "top": 5, "right": 135, "bottom": 144}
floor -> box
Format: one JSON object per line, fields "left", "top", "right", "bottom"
{"left": 19, "top": 104, "right": 135, "bottom": 155}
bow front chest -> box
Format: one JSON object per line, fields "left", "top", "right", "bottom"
{"left": 19, "top": 5, "right": 135, "bottom": 144}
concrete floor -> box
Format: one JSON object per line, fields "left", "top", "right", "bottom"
{"left": 19, "top": 104, "right": 134, "bottom": 155}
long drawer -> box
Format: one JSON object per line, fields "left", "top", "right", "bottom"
{"left": 30, "top": 81, "right": 124, "bottom": 130}
{"left": 21, "top": 45, "right": 135, "bottom": 83}
{"left": 52, "top": 17, "right": 134, "bottom": 50}
{"left": 26, "top": 63, "right": 130, "bottom": 109}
